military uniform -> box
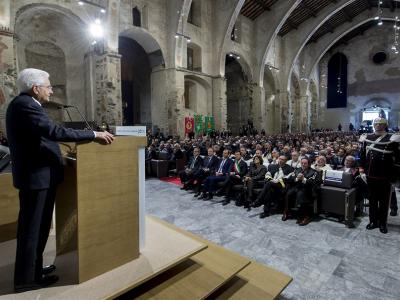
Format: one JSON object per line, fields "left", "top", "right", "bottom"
{"left": 359, "top": 132, "right": 400, "bottom": 232}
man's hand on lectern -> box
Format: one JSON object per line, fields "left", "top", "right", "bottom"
{"left": 94, "top": 131, "right": 114, "bottom": 144}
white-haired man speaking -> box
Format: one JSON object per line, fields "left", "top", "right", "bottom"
{"left": 6, "top": 68, "right": 114, "bottom": 292}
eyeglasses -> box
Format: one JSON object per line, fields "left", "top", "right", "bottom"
{"left": 37, "top": 85, "right": 53, "bottom": 91}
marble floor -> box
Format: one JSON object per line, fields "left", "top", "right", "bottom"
{"left": 145, "top": 178, "right": 400, "bottom": 300}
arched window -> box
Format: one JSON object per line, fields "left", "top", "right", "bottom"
{"left": 132, "top": 7, "right": 141, "bottom": 27}
{"left": 327, "top": 52, "right": 348, "bottom": 108}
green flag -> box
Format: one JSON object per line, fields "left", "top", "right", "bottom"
{"left": 205, "top": 116, "right": 215, "bottom": 133}
{"left": 194, "top": 114, "right": 203, "bottom": 133}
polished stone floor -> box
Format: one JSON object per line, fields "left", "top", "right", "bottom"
{"left": 145, "top": 178, "right": 400, "bottom": 300}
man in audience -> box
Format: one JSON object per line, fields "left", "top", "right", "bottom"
{"left": 193, "top": 147, "right": 219, "bottom": 197}
{"left": 283, "top": 158, "right": 322, "bottom": 226}
{"left": 256, "top": 156, "right": 293, "bottom": 218}
{"left": 332, "top": 148, "right": 346, "bottom": 169}
{"left": 200, "top": 149, "right": 233, "bottom": 200}
{"left": 218, "top": 150, "right": 248, "bottom": 205}
{"left": 179, "top": 147, "right": 203, "bottom": 190}
{"left": 338, "top": 155, "right": 367, "bottom": 216}
{"left": 287, "top": 151, "right": 301, "bottom": 169}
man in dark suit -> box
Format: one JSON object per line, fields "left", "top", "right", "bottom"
{"left": 200, "top": 149, "right": 233, "bottom": 200}
{"left": 178, "top": 147, "right": 203, "bottom": 189}
{"left": 283, "top": 157, "right": 322, "bottom": 226}
{"left": 256, "top": 156, "right": 293, "bottom": 218}
{"left": 218, "top": 150, "right": 248, "bottom": 205}
{"left": 6, "top": 68, "right": 114, "bottom": 293}
{"left": 193, "top": 147, "right": 219, "bottom": 197}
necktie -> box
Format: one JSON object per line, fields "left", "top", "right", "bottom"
{"left": 190, "top": 157, "right": 196, "bottom": 169}
{"left": 218, "top": 159, "right": 226, "bottom": 173}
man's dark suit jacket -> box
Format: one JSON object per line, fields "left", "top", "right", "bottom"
{"left": 231, "top": 159, "right": 248, "bottom": 178}
{"left": 202, "top": 155, "right": 220, "bottom": 173}
{"left": 6, "top": 93, "right": 95, "bottom": 190}
{"left": 187, "top": 155, "right": 204, "bottom": 176}
{"left": 215, "top": 158, "right": 233, "bottom": 175}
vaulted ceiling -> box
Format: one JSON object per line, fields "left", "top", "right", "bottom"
{"left": 240, "top": 0, "right": 400, "bottom": 43}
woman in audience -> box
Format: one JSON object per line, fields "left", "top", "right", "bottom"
{"left": 243, "top": 156, "right": 267, "bottom": 209}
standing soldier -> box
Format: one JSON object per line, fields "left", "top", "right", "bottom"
{"left": 359, "top": 117, "right": 400, "bottom": 234}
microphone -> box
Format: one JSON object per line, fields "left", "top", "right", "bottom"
{"left": 57, "top": 104, "right": 74, "bottom": 109}
{"left": 55, "top": 103, "right": 93, "bottom": 131}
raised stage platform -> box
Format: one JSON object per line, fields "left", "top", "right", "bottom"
{"left": 0, "top": 217, "right": 205, "bottom": 299}
{"left": 0, "top": 216, "right": 292, "bottom": 300}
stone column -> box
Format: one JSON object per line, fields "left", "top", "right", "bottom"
{"left": 151, "top": 68, "right": 185, "bottom": 137}
{"left": 277, "top": 91, "right": 289, "bottom": 133}
{"left": 94, "top": 52, "right": 122, "bottom": 126}
{"left": 0, "top": 1, "right": 17, "bottom": 133}
{"left": 265, "top": 92, "right": 276, "bottom": 134}
{"left": 84, "top": 51, "right": 97, "bottom": 121}
{"left": 212, "top": 76, "right": 227, "bottom": 131}
{"left": 252, "top": 84, "right": 265, "bottom": 132}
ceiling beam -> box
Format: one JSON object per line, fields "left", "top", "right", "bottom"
{"left": 389, "top": 0, "right": 395, "bottom": 12}
{"left": 300, "top": 2, "right": 317, "bottom": 18}
{"left": 342, "top": 8, "right": 353, "bottom": 22}
{"left": 254, "top": 0, "right": 271, "bottom": 11}
{"left": 366, "top": 0, "right": 373, "bottom": 10}
{"left": 324, "top": 20, "right": 335, "bottom": 33}
{"left": 287, "top": 19, "right": 298, "bottom": 30}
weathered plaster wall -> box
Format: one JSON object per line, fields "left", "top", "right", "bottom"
{"left": 319, "top": 23, "right": 400, "bottom": 129}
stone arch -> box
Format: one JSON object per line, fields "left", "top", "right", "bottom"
{"left": 183, "top": 74, "right": 212, "bottom": 116}
{"left": 14, "top": 3, "right": 90, "bottom": 121}
{"left": 119, "top": 27, "right": 165, "bottom": 69}
{"left": 119, "top": 28, "right": 164, "bottom": 126}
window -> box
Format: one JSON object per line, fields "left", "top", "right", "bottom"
{"left": 187, "top": 0, "right": 201, "bottom": 27}
{"left": 132, "top": 7, "right": 141, "bottom": 27}
{"left": 187, "top": 44, "right": 202, "bottom": 72}
{"left": 327, "top": 52, "right": 348, "bottom": 108}
{"left": 187, "top": 47, "right": 194, "bottom": 71}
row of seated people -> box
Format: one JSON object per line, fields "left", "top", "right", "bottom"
{"left": 179, "top": 147, "right": 369, "bottom": 226}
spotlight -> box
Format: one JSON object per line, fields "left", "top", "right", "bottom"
{"left": 378, "top": 19, "right": 383, "bottom": 26}
{"left": 374, "top": 16, "right": 379, "bottom": 20}
{"left": 89, "top": 19, "right": 104, "bottom": 39}
{"left": 228, "top": 52, "right": 240, "bottom": 60}
{"left": 100, "top": 9, "right": 106, "bottom": 14}
{"left": 78, "top": 1, "right": 84, "bottom": 5}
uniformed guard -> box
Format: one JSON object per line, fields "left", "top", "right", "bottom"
{"left": 359, "top": 117, "right": 400, "bottom": 234}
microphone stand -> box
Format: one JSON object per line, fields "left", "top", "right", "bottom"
{"left": 71, "top": 105, "right": 93, "bottom": 131}
{"left": 59, "top": 105, "right": 93, "bottom": 131}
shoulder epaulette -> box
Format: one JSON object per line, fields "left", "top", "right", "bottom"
{"left": 390, "top": 133, "right": 400, "bottom": 143}
{"left": 359, "top": 134, "right": 367, "bottom": 142}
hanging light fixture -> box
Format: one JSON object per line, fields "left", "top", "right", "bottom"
{"left": 175, "top": 10, "right": 191, "bottom": 43}
{"left": 392, "top": 4, "right": 399, "bottom": 54}
{"left": 375, "top": 0, "right": 383, "bottom": 25}
{"left": 337, "top": 53, "right": 343, "bottom": 94}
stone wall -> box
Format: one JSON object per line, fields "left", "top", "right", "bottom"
{"left": 319, "top": 23, "right": 400, "bottom": 129}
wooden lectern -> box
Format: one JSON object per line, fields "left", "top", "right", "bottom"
{"left": 56, "top": 136, "right": 147, "bottom": 283}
